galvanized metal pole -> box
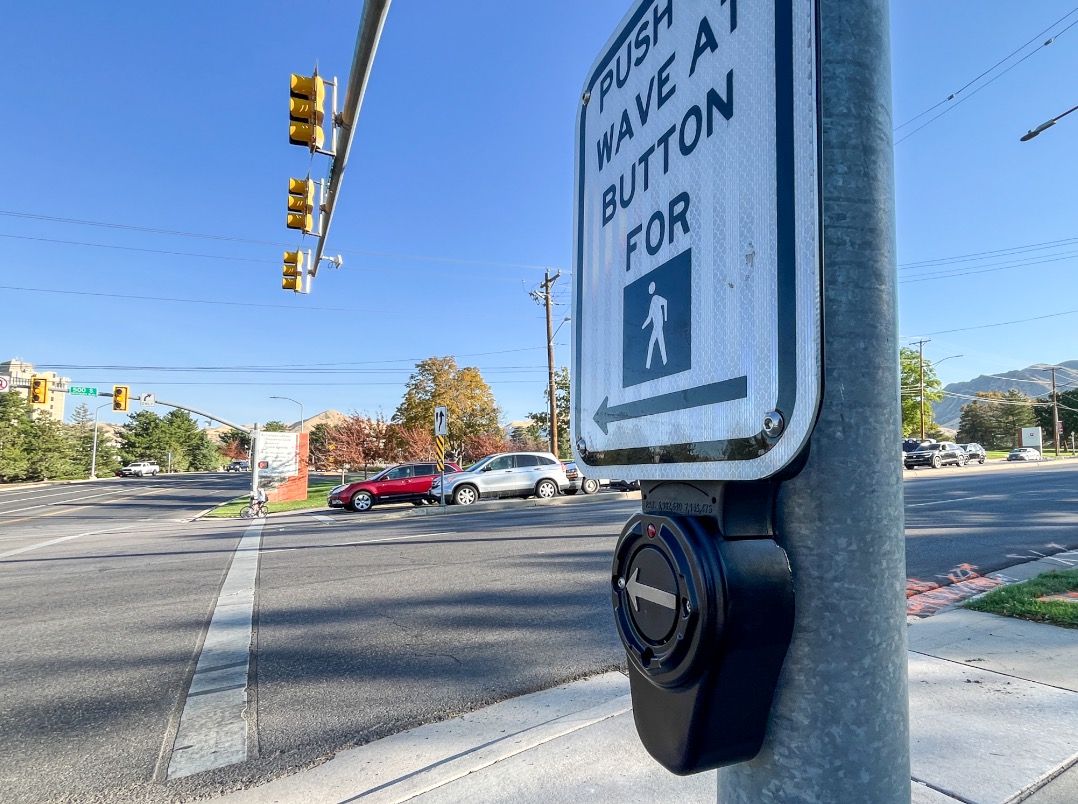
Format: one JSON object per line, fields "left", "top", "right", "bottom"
{"left": 718, "top": 0, "right": 910, "bottom": 800}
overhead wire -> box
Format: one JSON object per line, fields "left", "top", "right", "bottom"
{"left": 894, "top": 8, "right": 1078, "bottom": 144}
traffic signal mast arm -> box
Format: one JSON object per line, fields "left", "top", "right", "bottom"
{"left": 95, "top": 390, "right": 253, "bottom": 434}
{"left": 311, "top": 0, "right": 391, "bottom": 279}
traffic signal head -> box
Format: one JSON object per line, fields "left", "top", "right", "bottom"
{"left": 113, "top": 385, "right": 129, "bottom": 412}
{"left": 283, "top": 250, "right": 304, "bottom": 292}
{"left": 289, "top": 73, "right": 325, "bottom": 150}
{"left": 29, "top": 375, "right": 48, "bottom": 405}
{"left": 286, "top": 177, "right": 315, "bottom": 234}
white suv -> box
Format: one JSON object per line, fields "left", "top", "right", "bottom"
{"left": 428, "top": 451, "right": 568, "bottom": 505}
{"left": 120, "top": 461, "right": 160, "bottom": 477}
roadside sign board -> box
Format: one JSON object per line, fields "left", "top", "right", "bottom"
{"left": 0, "top": 375, "right": 9, "bottom": 393}
{"left": 434, "top": 406, "right": 448, "bottom": 437}
{"left": 256, "top": 432, "right": 300, "bottom": 478}
{"left": 572, "top": 0, "right": 822, "bottom": 481}
{"left": 140, "top": 393, "right": 156, "bottom": 407}
{"left": 69, "top": 386, "right": 98, "bottom": 396}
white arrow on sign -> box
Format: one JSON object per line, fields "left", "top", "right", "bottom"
{"left": 626, "top": 567, "right": 676, "bottom": 612}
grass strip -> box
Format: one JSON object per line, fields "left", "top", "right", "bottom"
{"left": 963, "top": 568, "right": 1078, "bottom": 628}
{"left": 206, "top": 481, "right": 339, "bottom": 518}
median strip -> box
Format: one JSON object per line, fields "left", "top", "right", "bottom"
{"left": 166, "top": 520, "right": 262, "bottom": 779}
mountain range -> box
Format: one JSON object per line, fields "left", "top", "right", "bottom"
{"left": 933, "top": 360, "right": 1078, "bottom": 429}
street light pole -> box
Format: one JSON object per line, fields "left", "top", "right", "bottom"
{"left": 90, "top": 402, "right": 111, "bottom": 478}
{"left": 269, "top": 396, "right": 304, "bottom": 433}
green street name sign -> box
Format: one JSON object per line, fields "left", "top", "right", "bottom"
{"left": 69, "top": 386, "right": 98, "bottom": 396}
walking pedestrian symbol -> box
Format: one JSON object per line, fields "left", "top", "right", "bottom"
{"left": 623, "top": 250, "right": 692, "bottom": 388}
{"left": 643, "top": 283, "right": 668, "bottom": 370}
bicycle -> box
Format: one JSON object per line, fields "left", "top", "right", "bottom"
{"left": 239, "top": 500, "right": 268, "bottom": 519}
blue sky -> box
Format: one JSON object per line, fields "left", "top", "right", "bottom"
{"left": 2, "top": 1, "right": 1076, "bottom": 431}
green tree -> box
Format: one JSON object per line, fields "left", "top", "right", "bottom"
{"left": 1034, "top": 388, "right": 1078, "bottom": 451}
{"left": 263, "top": 420, "right": 290, "bottom": 432}
{"left": 994, "top": 389, "right": 1037, "bottom": 448}
{"left": 526, "top": 366, "right": 570, "bottom": 458}
{"left": 393, "top": 356, "right": 502, "bottom": 455}
{"left": 900, "top": 346, "right": 944, "bottom": 437}
{"left": 956, "top": 396, "right": 997, "bottom": 448}
{"left": 68, "top": 403, "right": 119, "bottom": 478}
{"left": 0, "top": 391, "right": 34, "bottom": 481}
{"left": 307, "top": 422, "right": 333, "bottom": 470}
{"left": 119, "top": 411, "right": 169, "bottom": 466}
{"left": 26, "top": 412, "right": 77, "bottom": 481}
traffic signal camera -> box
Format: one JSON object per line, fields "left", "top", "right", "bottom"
{"left": 287, "top": 177, "right": 315, "bottom": 234}
{"left": 113, "top": 385, "right": 129, "bottom": 412}
{"left": 283, "top": 250, "right": 304, "bottom": 292}
{"left": 29, "top": 375, "right": 49, "bottom": 405}
{"left": 289, "top": 73, "right": 325, "bottom": 150}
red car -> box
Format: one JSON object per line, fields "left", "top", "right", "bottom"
{"left": 327, "top": 462, "right": 461, "bottom": 512}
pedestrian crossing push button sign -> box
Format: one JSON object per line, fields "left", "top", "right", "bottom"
{"left": 572, "top": 0, "right": 822, "bottom": 482}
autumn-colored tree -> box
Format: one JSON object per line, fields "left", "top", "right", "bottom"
{"left": 218, "top": 428, "right": 250, "bottom": 460}
{"left": 328, "top": 412, "right": 388, "bottom": 475}
{"left": 393, "top": 356, "right": 502, "bottom": 455}
{"left": 385, "top": 423, "right": 434, "bottom": 462}
{"left": 460, "top": 431, "right": 515, "bottom": 464}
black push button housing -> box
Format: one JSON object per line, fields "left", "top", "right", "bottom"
{"left": 612, "top": 512, "right": 794, "bottom": 774}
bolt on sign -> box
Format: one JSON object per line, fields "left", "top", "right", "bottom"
{"left": 572, "top": 0, "right": 822, "bottom": 481}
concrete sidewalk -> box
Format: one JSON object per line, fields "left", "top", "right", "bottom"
{"left": 217, "top": 561, "right": 1078, "bottom": 804}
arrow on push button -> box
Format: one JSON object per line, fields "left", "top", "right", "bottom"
{"left": 626, "top": 567, "right": 676, "bottom": 612}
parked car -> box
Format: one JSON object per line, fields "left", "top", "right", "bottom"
{"left": 958, "top": 443, "right": 986, "bottom": 464}
{"left": 562, "top": 461, "right": 603, "bottom": 495}
{"left": 903, "top": 442, "right": 966, "bottom": 469}
{"left": 1007, "top": 447, "right": 1041, "bottom": 462}
{"left": 429, "top": 452, "right": 569, "bottom": 506}
{"left": 327, "top": 462, "right": 461, "bottom": 512}
{"left": 120, "top": 461, "right": 160, "bottom": 477}
{"left": 225, "top": 460, "right": 249, "bottom": 472}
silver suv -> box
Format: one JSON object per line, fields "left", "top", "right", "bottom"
{"left": 428, "top": 451, "right": 569, "bottom": 506}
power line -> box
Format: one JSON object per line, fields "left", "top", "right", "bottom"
{"left": 913, "top": 307, "right": 1078, "bottom": 336}
{"left": 0, "top": 209, "right": 560, "bottom": 274}
{"left": 894, "top": 8, "right": 1078, "bottom": 144}
{"left": 899, "top": 235, "right": 1078, "bottom": 270}
{"left": 898, "top": 250, "right": 1078, "bottom": 283}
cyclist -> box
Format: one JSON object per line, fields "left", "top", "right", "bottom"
{"left": 249, "top": 486, "right": 268, "bottom": 517}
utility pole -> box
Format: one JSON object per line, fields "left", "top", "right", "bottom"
{"left": 532, "top": 270, "right": 562, "bottom": 458}
{"left": 911, "top": 338, "right": 930, "bottom": 440}
{"left": 1045, "top": 367, "right": 1061, "bottom": 458}
{"left": 719, "top": 0, "right": 910, "bottom": 799}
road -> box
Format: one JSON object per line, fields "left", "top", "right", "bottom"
{"left": 1, "top": 462, "right": 1075, "bottom": 802}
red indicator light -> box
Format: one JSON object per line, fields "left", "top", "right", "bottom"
{"left": 646, "top": 523, "right": 657, "bottom": 539}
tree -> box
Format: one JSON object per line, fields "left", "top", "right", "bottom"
{"left": 328, "top": 413, "right": 389, "bottom": 475}
{"left": 218, "top": 428, "right": 250, "bottom": 460}
{"left": 0, "top": 391, "right": 34, "bottom": 482}
{"left": 119, "top": 411, "right": 169, "bottom": 466}
{"left": 460, "top": 431, "right": 516, "bottom": 464}
{"left": 527, "top": 366, "right": 570, "bottom": 458}
{"left": 26, "top": 412, "right": 76, "bottom": 481}
{"left": 68, "top": 403, "right": 119, "bottom": 478}
{"left": 263, "top": 420, "right": 290, "bottom": 432}
{"left": 307, "top": 423, "right": 334, "bottom": 470}
{"left": 956, "top": 390, "right": 1038, "bottom": 450}
{"left": 956, "top": 395, "right": 997, "bottom": 447}
{"left": 900, "top": 347, "right": 944, "bottom": 437}
{"left": 385, "top": 423, "right": 434, "bottom": 462}
{"left": 393, "top": 357, "right": 502, "bottom": 455}
{"left": 994, "top": 389, "right": 1037, "bottom": 448}
{"left": 1034, "top": 388, "right": 1078, "bottom": 451}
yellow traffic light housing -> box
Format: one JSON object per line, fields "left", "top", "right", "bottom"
{"left": 29, "top": 375, "right": 48, "bottom": 405}
{"left": 113, "top": 385, "right": 129, "bottom": 412}
{"left": 283, "top": 250, "right": 304, "bottom": 292}
{"left": 287, "top": 177, "right": 315, "bottom": 234}
{"left": 289, "top": 73, "right": 325, "bottom": 150}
